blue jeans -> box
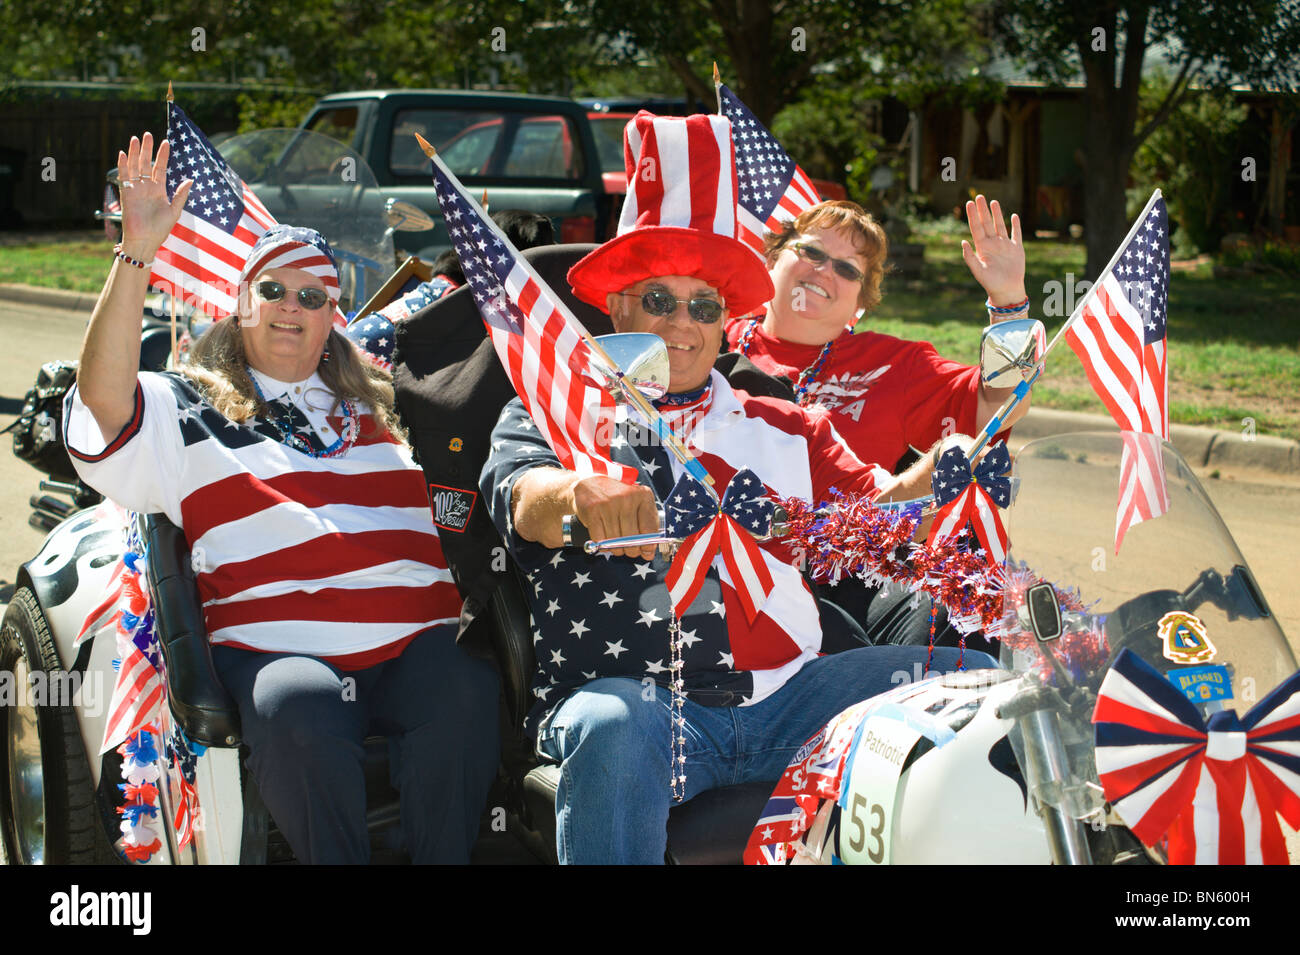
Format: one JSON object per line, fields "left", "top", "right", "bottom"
{"left": 536, "top": 644, "right": 996, "bottom": 864}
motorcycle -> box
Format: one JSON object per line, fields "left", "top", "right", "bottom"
{"left": 740, "top": 428, "right": 1296, "bottom": 865}
{"left": 0, "top": 128, "right": 435, "bottom": 865}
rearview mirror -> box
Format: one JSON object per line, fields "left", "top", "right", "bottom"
{"left": 980, "top": 318, "right": 1046, "bottom": 389}
{"left": 593, "top": 332, "right": 670, "bottom": 401}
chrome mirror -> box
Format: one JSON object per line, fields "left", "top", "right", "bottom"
{"left": 980, "top": 318, "right": 1046, "bottom": 388}
{"left": 594, "top": 332, "right": 670, "bottom": 401}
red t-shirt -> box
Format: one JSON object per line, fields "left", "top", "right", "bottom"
{"left": 725, "top": 317, "right": 983, "bottom": 472}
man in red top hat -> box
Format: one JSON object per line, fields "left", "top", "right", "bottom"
{"left": 481, "top": 111, "right": 993, "bottom": 863}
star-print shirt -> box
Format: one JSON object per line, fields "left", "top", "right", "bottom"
{"left": 725, "top": 318, "right": 985, "bottom": 472}
{"left": 481, "top": 370, "right": 888, "bottom": 733}
{"left": 64, "top": 371, "right": 460, "bottom": 668}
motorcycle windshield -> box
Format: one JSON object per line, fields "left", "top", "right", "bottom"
{"left": 219, "top": 128, "right": 394, "bottom": 317}
{"left": 998, "top": 433, "right": 1296, "bottom": 811}
{"left": 1002, "top": 432, "right": 1296, "bottom": 692}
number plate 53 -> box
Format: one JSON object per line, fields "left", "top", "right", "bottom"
{"left": 836, "top": 715, "right": 924, "bottom": 865}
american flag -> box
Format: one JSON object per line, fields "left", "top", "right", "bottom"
{"left": 716, "top": 83, "right": 821, "bottom": 257}
{"left": 1064, "top": 193, "right": 1170, "bottom": 552}
{"left": 152, "top": 101, "right": 278, "bottom": 319}
{"left": 428, "top": 150, "right": 638, "bottom": 483}
{"left": 745, "top": 698, "right": 871, "bottom": 864}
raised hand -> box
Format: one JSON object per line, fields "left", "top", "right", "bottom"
{"left": 961, "top": 195, "right": 1026, "bottom": 307}
{"left": 116, "top": 132, "right": 193, "bottom": 259}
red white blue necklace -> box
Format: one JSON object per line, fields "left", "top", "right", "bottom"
{"left": 248, "top": 370, "right": 358, "bottom": 459}
{"left": 737, "top": 318, "right": 837, "bottom": 406}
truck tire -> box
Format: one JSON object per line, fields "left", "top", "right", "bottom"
{"left": 0, "top": 587, "right": 117, "bottom": 864}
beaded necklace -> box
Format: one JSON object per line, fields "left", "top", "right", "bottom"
{"left": 248, "top": 371, "right": 358, "bottom": 459}
{"left": 737, "top": 318, "right": 837, "bottom": 407}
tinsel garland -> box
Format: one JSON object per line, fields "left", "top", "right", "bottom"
{"left": 776, "top": 491, "right": 1006, "bottom": 639}
{"left": 999, "top": 561, "right": 1110, "bottom": 684}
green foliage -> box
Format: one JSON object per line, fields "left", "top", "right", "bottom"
{"left": 1219, "top": 239, "right": 1300, "bottom": 276}
{"left": 1132, "top": 76, "right": 1248, "bottom": 254}
{"left": 771, "top": 87, "right": 882, "bottom": 197}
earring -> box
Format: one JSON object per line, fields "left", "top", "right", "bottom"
{"left": 321, "top": 345, "right": 331, "bottom": 364}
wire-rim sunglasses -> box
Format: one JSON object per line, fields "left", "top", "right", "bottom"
{"left": 618, "top": 288, "right": 725, "bottom": 324}
{"left": 255, "top": 280, "right": 331, "bottom": 311}
{"left": 789, "top": 241, "right": 865, "bottom": 283}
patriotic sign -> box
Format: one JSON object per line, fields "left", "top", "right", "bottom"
{"left": 428, "top": 149, "right": 638, "bottom": 483}
{"left": 152, "top": 101, "right": 278, "bottom": 319}
{"left": 663, "top": 468, "right": 776, "bottom": 623}
{"left": 1094, "top": 649, "right": 1300, "bottom": 865}
{"left": 1065, "top": 194, "right": 1170, "bottom": 551}
{"left": 716, "top": 82, "right": 821, "bottom": 257}
{"left": 927, "top": 442, "right": 1012, "bottom": 566}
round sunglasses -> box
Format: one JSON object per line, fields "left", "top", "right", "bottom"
{"left": 618, "top": 288, "right": 725, "bottom": 324}
{"left": 790, "top": 241, "right": 865, "bottom": 283}
{"left": 256, "top": 280, "right": 330, "bottom": 311}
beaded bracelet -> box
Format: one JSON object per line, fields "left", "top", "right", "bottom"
{"left": 113, "top": 243, "right": 153, "bottom": 270}
{"left": 986, "top": 297, "right": 1029, "bottom": 314}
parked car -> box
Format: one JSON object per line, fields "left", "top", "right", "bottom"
{"left": 300, "top": 90, "right": 621, "bottom": 260}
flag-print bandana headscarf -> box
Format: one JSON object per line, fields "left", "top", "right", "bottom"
{"left": 238, "top": 224, "right": 343, "bottom": 326}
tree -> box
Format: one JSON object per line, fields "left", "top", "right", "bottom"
{"left": 580, "top": 0, "right": 992, "bottom": 127}
{"left": 994, "top": 0, "right": 1300, "bottom": 278}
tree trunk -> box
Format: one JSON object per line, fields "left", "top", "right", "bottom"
{"left": 1081, "top": 109, "right": 1137, "bottom": 281}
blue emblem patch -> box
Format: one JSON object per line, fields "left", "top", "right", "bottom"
{"left": 1166, "top": 664, "right": 1233, "bottom": 704}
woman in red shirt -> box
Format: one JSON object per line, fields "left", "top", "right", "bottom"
{"left": 725, "top": 195, "right": 1031, "bottom": 474}
{"left": 725, "top": 196, "right": 1031, "bottom": 647}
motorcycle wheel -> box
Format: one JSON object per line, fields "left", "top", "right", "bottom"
{"left": 0, "top": 588, "right": 117, "bottom": 864}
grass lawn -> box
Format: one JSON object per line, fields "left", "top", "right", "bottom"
{"left": 870, "top": 231, "right": 1300, "bottom": 441}
{"left": 2, "top": 230, "right": 1298, "bottom": 440}
{"left": 0, "top": 235, "right": 110, "bottom": 293}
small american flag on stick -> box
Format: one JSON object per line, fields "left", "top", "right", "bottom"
{"left": 151, "top": 99, "right": 279, "bottom": 319}
{"left": 1063, "top": 191, "right": 1171, "bottom": 552}
{"left": 715, "top": 69, "right": 821, "bottom": 258}
{"left": 417, "top": 135, "right": 638, "bottom": 483}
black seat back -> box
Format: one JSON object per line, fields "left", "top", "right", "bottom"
{"left": 394, "top": 244, "right": 612, "bottom": 641}
{"left": 141, "top": 514, "right": 242, "bottom": 748}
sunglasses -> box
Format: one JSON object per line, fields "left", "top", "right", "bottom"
{"left": 790, "top": 241, "right": 865, "bottom": 283}
{"left": 256, "top": 280, "right": 330, "bottom": 311}
{"left": 618, "top": 288, "right": 725, "bottom": 324}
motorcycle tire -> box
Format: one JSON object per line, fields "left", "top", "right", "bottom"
{"left": 0, "top": 587, "right": 118, "bottom": 864}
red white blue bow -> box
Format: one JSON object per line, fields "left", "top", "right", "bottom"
{"left": 1094, "top": 649, "right": 1300, "bottom": 865}
{"left": 663, "top": 469, "right": 775, "bottom": 622}
{"left": 927, "top": 442, "right": 1011, "bottom": 565}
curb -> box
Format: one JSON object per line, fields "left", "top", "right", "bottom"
{"left": 0, "top": 282, "right": 97, "bottom": 312}
{"left": 1015, "top": 408, "right": 1300, "bottom": 476}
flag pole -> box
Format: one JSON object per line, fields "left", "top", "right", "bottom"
{"left": 713, "top": 62, "right": 722, "bottom": 113}
{"left": 968, "top": 188, "right": 1165, "bottom": 457}
{"left": 165, "top": 81, "right": 178, "bottom": 367}
{"left": 415, "top": 134, "right": 718, "bottom": 496}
